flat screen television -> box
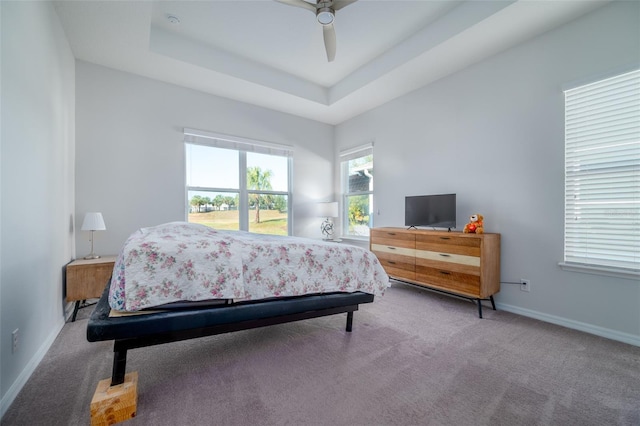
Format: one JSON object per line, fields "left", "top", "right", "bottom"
{"left": 405, "top": 194, "right": 456, "bottom": 230}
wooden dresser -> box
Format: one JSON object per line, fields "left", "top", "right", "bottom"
{"left": 370, "top": 227, "right": 500, "bottom": 317}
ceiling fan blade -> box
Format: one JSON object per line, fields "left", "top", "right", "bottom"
{"left": 323, "top": 23, "right": 336, "bottom": 62}
{"left": 274, "top": 0, "right": 317, "bottom": 13}
{"left": 332, "top": 0, "right": 357, "bottom": 11}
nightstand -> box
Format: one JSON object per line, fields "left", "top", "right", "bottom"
{"left": 66, "top": 256, "right": 116, "bottom": 321}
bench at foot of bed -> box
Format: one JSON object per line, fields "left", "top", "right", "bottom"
{"left": 87, "top": 286, "right": 374, "bottom": 423}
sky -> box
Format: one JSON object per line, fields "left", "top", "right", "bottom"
{"left": 186, "top": 144, "right": 289, "bottom": 192}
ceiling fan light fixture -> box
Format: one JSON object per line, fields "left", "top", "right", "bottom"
{"left": 316, "top": 7, "right": 334, "bottom": 25}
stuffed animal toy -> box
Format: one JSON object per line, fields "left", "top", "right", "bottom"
{"left": 463, "top": 214, "right": 484, "bottom": 234}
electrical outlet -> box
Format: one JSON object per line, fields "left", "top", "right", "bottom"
{"left": 520, "top": 279, "right": 531, "bottom": 292}
{"left": 12, "top": 329, "right": 19, "bottom": 353}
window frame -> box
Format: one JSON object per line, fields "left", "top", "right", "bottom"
{"left": 560, "top": 69, "right": 640, "bottom": 280}
{"left": 340, "top": 143, "right": 374, "bottom": 240}
{"left": 184, "top": 129, "right": 293, "bottom": 236}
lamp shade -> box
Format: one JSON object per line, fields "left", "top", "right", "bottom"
{"left": 81, "top": 212, "right": 106, "bottom": 231}
{"left": 317, "top": 202, "right": 338, "bottom": 218}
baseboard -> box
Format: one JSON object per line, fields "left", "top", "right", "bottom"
{"left": 0, "top": 318, "right": 66, "bottom": 419}
{"left": 496, "top": 302, "right": 640, "bottom": 347}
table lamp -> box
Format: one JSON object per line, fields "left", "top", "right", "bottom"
{"left": 317, "top": 202, "right": 338, "bottom": 240}
{"left": 81, "top": 212, "right": 106, "bottom": 259}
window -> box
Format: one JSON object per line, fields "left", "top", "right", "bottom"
{"left": 340, "top": 144, "right": 373, "bottom": 238}
{"left": 563, "top": 69, "right": 640, "bottom": 275}
{"left": 185, "top": 129, "right": 292, "bottom": 236}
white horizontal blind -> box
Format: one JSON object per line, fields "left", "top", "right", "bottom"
{"left": 184, "top": 128, "right": 293, "bottom": 157}
{"left": 564, "top": 69, "right": 640, "bottom": 272}
{"left": 339, "top": 142, "right": 373, "bottom": 162}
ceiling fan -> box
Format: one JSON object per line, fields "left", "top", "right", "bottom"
{"left": 275, "top": 0, "right": 358, "bottom": 62}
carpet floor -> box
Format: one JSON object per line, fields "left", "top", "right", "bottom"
{"left": 2, "top": 282, "right": 639, "bottom": 425}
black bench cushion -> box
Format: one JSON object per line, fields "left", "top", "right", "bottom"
{"left": 87, "top": 286, "right": 374, "bottom": 342}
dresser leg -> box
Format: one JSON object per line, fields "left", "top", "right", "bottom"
{"left": 490, "top": 295, "right": 496, "bottom": 311}
{"left": 477, "top": 300, "right": 483, "bottom": 319}
{"left": 71, "top": 301, "right": 81, "bottom": 322}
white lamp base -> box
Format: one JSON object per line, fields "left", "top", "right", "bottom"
{"left": 321, "top": 218, "right": 334, "bottom": 240}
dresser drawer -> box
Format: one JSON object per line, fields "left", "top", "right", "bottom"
{"left": 415, "top": 250, "right": 480, "bottom": 270}
{"left": 416, "top": 235, "right": 480, "bottom": 257}
{"left": 415, "top": 255, "right": 479, "bottom": 275}
{"left": 370, "top": 229, "right": 415, "bottom": 249}
{"left": 371, "top": 243, "right": 415, "bottom": 258}
{"left": 371, "top": 241, "right": 415, "bottom": 281}
{"left": 416, "top": 245, "right": 480, "bottom": 258}
{"left": 416, "top": 234, "right": 481, "bottom": 247}
{"left": 382, "top": 265, "right": 416, "bottom": 281}
{"left": 415, "top": 265, "right": 481, "bottom": 297}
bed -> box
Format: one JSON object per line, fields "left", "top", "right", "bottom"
{"left": 86, "top": 222, "right": 389, "bottom": 390}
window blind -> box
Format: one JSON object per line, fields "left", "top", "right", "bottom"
{"left": 184, "top": 128, "right": 293, "bottom": 157}
{"left": 564, "top": 69, "right": 640, "bottom": 272}
{"left": 339, "top": 142, "right": 373, "bottom": 162}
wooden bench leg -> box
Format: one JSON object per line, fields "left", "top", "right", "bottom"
{"left": 90, "top": 371, "right": 138, "bottom": 426}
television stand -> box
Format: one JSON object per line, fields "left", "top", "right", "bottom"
{"left": 370, "top": 227, "right": 500, "bottom": 318}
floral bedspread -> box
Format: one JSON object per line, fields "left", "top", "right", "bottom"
{"left": 108, "top": 222, "right": 390, "bottom": 311}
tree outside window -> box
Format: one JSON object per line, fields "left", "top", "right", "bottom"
{"left": 186, "top": 142, "right": 291, "bottom": 236}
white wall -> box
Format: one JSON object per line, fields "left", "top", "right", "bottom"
{"left": 0, "top": 1, "right": 75, "bottom": 416}
{"left": 336, "top": 1, "right": 640, "bottom": 345}
{"left": 75, "top": 62, "right": 334, "bottom": 255}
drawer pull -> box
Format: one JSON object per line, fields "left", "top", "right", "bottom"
{"left": 440, "top": 237, "right": 450, "bottom": 240}
{"left": 388, "top": 261, "right": 397, "bottom": 265}
{"left": 388, "top": 246, "right": 396, "bottom": 250}
{"left": 387, "top": 232, "right": 396, "bottom": 236}
{"left": 439, "top": 253, "right": 451, "bottom": 257}
{"left": 439, "top": 271, "right": 451, "bottom": 275}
